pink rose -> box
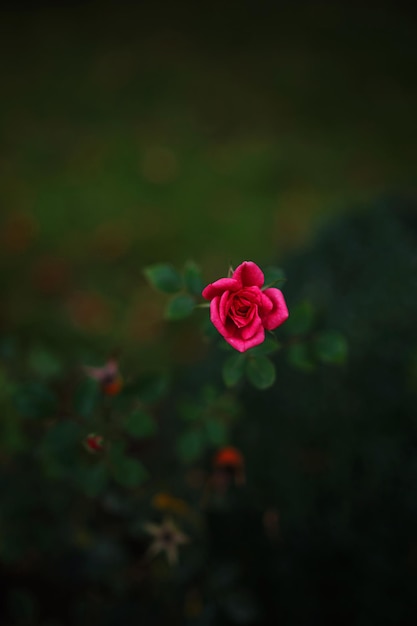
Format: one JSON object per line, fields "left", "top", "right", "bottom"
{"left": 202, "top": 261, "right": 289, "bottom": 352}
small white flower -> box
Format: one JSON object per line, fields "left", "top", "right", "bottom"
{"left": 144, "top": 518, "right": 190, "bottom": 565}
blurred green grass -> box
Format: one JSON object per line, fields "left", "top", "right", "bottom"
{"left": 0, "top": 1, "right": 416, "bottom": 358}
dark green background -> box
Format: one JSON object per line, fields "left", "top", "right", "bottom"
{"left": 1, "top": 1, "right": 416, "bottom": 355}
{"left": 0, "top": 2, "right": 416, "bottom": 624}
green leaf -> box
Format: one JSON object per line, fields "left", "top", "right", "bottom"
{"left": 176, "top": 429, "right": 205, "bottom": 463}
{"left": 246, "top": 337, "right": 281, "bottom": 356}
{"left": 183, "top": 260, "right": 204, "bottom": 296}
{"left": 179, "top": 400, "right": 201, "bottom": 422}
{"left": 78, "top": 463, "right": 108, "bottom": 497}
{"left": 263, "top": 266, "right": 286, "bottom": 287}
{"left": 112, "top": 456, "right": 148, "bottom": 488}
{"left": 42, "top": 420, "right": 82, "bottom": 452}
{"left": 109, "top": 440, "right": 148, "bottom": 487}
{"left": 314, "top": 331, "right": 348, "bottom": 365}
{"left": 222, "top": 353, "right": 246, "bottom": 387}
{"left": 205, "top": 418, "right": 228, "bottom": 446}
{"left": 285, "top": 300, "right": 315, "bottom": 335}
{"left": 14, "top": 382, "right": 58, "bottom": 419}
{"left": 143, "top": 263, "right": 183, "bottom": 293}
{"left": 39, "top": 420, "right": 82, "bottom": 474}
{"left": 109, "top": 439, "right": 125, "bottom": 463}
{"left": 246, "top": 356, "right": 276, "bottom": 390}
{"left": 27, "top": 347, "right": 63, "bottom": 380}
{"left": 125, "top": 410, "right": 157, "bottom": 438}
{"left": 165, "top": 294, "right": 195, "bottom": 320}
{"left": 287, "top": 343, "right": 315, "bottom": 371}
{"left": 73, "top": 378, "right": 100, "bottom": 419}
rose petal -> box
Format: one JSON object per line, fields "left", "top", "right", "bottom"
{"left": 240, "top": 285, "right": 263, "bottom": 302}
{"left": 232, "top": 261, "right": 264, "bottom": 288}
{"left": 209, "top": 297, "right": 228, "bottom": 335}
{"left": 228, "top": 286, "right": 262, "bottom": 327}
{"left": 260, "top": 292, "right": 273, "bottom": 314}
{"left": 230, "top": 299, "right": 256, "bottom": 328}
{"left": 219, "top": 290, "right": 232, "bottom": 325}
{"left": 226, "top": 325, "right": 265, "bottom": 352}
{"left": 202, "top": 278, "right": 240, "bottom": 300}
{"left": 239, "top": 314, "right": 263, "bottom": 340}
{"left": 261, "top": 288, "right": 289, "bottom": 330}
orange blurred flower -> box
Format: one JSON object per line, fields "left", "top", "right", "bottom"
{"left": 151, "top": 492, "right": 190, "bottom": 517}
{"left": 211, "top": 445, "right": 246, "bottom": 490}
{"left": 213, "top": 446, "right": 245, "bottom": 470}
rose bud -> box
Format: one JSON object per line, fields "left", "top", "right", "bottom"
{"left": 83, "top": 433, "right": 103, "bottom": 453}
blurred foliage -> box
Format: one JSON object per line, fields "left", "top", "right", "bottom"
{"left": 0, "top": 0, "right": 416, "bottom": 623}
{"left": 0, "top": 200, "right": 415, "bottom": 625}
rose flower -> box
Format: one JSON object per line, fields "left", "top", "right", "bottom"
{"left": 202, "top": 261, "right": 289, "bottom": 352}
